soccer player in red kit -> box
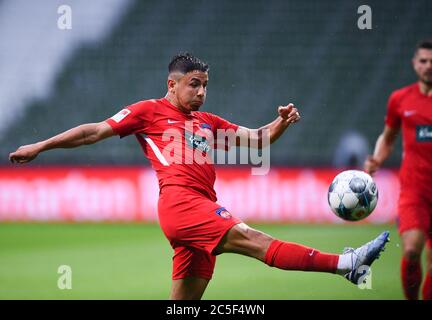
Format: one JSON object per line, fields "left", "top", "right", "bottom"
{"left": 10, "top": 53, "right": 389, "bottom": 299}
{"left": 364, "top": 40, "right": 432, "bottom": 300}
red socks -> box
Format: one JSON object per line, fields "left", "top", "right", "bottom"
{"left": 264, "top": 239, "right": 432, "bottom": 299}
{"left": 401, "top": 257, "right": 422, "bottom": 300}
{"left": 264, "top": 239, "right": 338, "bottom": 273}
{"left": 422, "top": 272, "right": 432, "bottom": 300}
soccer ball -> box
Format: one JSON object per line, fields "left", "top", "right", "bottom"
{"left": 328, "top": 170, "right": 378, "bottom": 221}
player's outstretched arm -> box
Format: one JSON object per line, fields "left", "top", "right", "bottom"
{"left": 364, "top": 125, "right": 399, "bottom": 175}
{"left": 236, "top": 103, "right": 300, "bottom": 148}
{"left": 9, "top": 121, "right": 115, "bottom": 164}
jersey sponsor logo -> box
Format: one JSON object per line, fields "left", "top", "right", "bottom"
{"left": 185, "top": 131, "right": 211, "bottom": 153}
{"left": 215, "top": 207, "right": 232, "bottom": 219}
{"left": 403, "top": 110, "right": 417, "bottom": 117}
{"left": 110, "top": 109, "right": 131, "bottom": 123}
{"left": 416, "top": 125, "right": 432, "bottom": 142}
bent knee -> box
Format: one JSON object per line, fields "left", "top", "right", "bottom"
{"left": 401, "top": 231, "right": 426, "bottom": 261}
{"left": 237, "top": 223, "right": 274, "bottom": 246}
{"left": 403, "top": 247, "right": 422, "bottom": 261}
{"left": 217, "top": 223, "right": 274, "bottom": 259}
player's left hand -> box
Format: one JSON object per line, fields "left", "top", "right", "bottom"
{"left": 278, "top": 103, "right": 300, "bottom": 124}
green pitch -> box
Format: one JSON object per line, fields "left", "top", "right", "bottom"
{"left": 0, "top": 223, "right": 406, "bottom": 299}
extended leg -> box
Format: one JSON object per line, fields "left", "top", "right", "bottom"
{"left": 214, "top": 222, "right": 388, "bottom": 283}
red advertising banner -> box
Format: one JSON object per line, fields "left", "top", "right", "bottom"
{"left": 0, "top": 167, "right": 399, "bottom": 223}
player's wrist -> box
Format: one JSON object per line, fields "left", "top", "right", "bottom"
{"left": 279, "top": 116, "right": 290, "bottom": 127}
{"left": 36, "top": 141, "right": 49, "bottom": 153}
{"left": 371, "top": 158, "right": 384, "bottom": 170}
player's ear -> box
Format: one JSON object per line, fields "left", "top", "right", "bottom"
{"left": 167, "top": 72, "right": 183, "bottom": 94}
{"left": 167, "top": 78, "right": 176, "bottom": 94}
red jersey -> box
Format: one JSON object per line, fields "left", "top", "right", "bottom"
{"left": 106, "top": 98, "right": 238, "bottom": 201}
{"left": 385, "top": 83, "right": 432, "bottom": 190}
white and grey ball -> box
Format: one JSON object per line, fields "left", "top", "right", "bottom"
{"left": 328, "top": 170, "right": 378, "bottom": 221}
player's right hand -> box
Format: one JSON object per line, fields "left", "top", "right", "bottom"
{"left": 9, "top": 144, "right": 40, "bottom": 164}
{"left": 364, "top": 155, "right": 380, "bottom": 175}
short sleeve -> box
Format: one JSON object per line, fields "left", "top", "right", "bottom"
{"left": 105, "top": 100, "right": 156, "bottom": 138}
{"left": 207, "top": 113, "right": 239, "bottom": 133}
{"left": 201, "top": 112, "right": 239, "bottom": 150}
{"left": 384, "top": 92, "right": 401, "bottom": 129}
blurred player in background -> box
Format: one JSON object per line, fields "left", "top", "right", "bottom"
{"left": 10, "top": 53, "right": 389, "bottom": 299}
{"left": 364, "top": 40, "right": 432, "bottom": 300}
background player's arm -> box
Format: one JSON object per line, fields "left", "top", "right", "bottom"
{"left": 364, "top": 125, "right": 400, "bottom": 175}
{"left": 236, "top": 103, "right": 300, "bottom": 148}
{"left": 9, "top": 122, "right": 115, "bottom": 164}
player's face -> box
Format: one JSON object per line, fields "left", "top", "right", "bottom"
{"left": 413, "top": 49, "right": 432, "bottom": 85}
{"left": 174, "top": 71, "right": 208, "bottom": 112}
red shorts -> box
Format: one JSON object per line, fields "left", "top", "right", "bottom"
{"left": 158, "top": 185, "right": 241, "bottom": 280}
{"left": 398, "top": 188, "right": 432, "bottom": 245}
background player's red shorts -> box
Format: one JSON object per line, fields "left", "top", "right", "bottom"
{"left": 158, "top": 185, "right": 242, "bottom": 280}
{"left": 398, "top": 188, "right": 432, "bottom": 246}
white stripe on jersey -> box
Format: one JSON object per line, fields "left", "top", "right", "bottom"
{"left": 143, "top": 136, "right": 170, "bottom": 166}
